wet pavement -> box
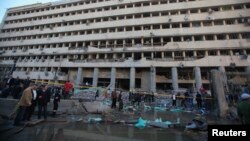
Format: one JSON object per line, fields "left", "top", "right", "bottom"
{"left": 0, "top": 109, "right": 209, "bottom": 141}
{"left": 0, "top": 98, "right": 239, "bottom": 141}
{"left": 5, "top": 122, "right": 204, "bottom": 141}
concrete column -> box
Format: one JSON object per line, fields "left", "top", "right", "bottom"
{"left": 92, "top": 68, "right": 99, "bottom": 87}
{"left": 211, "top": 70, "right": 229, "bottom": 118}
{"left": 110, "top": 67, "right": 116, "bottom": 90}
{"left": 214, "top": 35, "right": 217, "bottom": 40}
{"left": 238, "top": 33, "right": 242, "bottom": 39}
{"left": 130, "top": 67, "right": 135, "bottom": 91}
{"left": 219, "top": 66, "right": 228, "bottom": 92}
{"left": 160, "top": 37, "right": 163, "bottom": 46}
{"left": 191, "top": 35, "right": 194, "bottom": 41}
{"left": 217, "top": 50, "right": 220, "bottom": 56}
{"left": 229, "top": 50, "right": 233, "bottom": 56}
{"left": 205, "top": 51, "right": 209, "bottom": 56}
{"left": 150, "top": 67, "right": 156, "bottom": 92}
{"left": 194, "top": 66, "right": 202, "bottom": 92}
{"left": 75, "top": 67, "right": 83, "bottom": 85}
{"left": 132, "top": 39, "right": 135, "bottom": 46}
{"left": 182, "top": 51, "right": 186, "bottom": 58}
{"left": 194, "top": 51, "right": 197, "bottom": 57}
{"left": 141, "top": 52, "right": 144, "bottom": 58}
{"left": 172, "top": 52, "right": 175, "bottom": 59}
{"left": 113, "top": 54, "right": 117, "bottom": 59}
{"left": 246, "top": 66, "right": 250, "bottom": 84}
{"left": 171, "top": 67, "right": 178, "bottom": 91}
{"left": 141, "top": 38, "right": 144, "bottom": 45}
{"left": 242, "top": 50, "right": 247, "bottom": 56}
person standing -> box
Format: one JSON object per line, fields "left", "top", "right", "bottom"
{"left": 12, "top": 76, "right": 22, "bottom": 99}
{"left": 118, "top": 91, "right": 122, "bottom": 102}
{"left": 37, "top": 85, "right": 50, "bottom": 120}
{"left": 181, "top": 93, "right": 187, "bottom": 108}
{"left": 52, "top": 87, "right": 61, "bottom": 117}
{"left": 63, "top": 81, "right": 73, "bottom": 99}
{"left": 5, "top": 75, "right": 14, "bottom": 87}
{"left": 111, "top": 90, "right": 117, "bottom": 109}
{"left": 172, "top": 93, "right": 176, "bottom": 107}
{"left": 23, "top": 84, "right": 38, "bottom": 121}
{"left": 237, "top": 93, "right": 250, "bottom": 124}
{"left": 23, "top": 77, "right": 31, "bottom": 89}
{"left": 196, "top": 92, "right": 202, "bottom": 109}
{"left": 95, "top": 89, "right": 99, "bottom": 100}
{"left": 119, "top": 99, "right": 124, "bottom": 111}
{"left": 118, "top": 91, "right": 123, "bottom": 111}
{"left": 14, "top": 83, "right": 36, "bottom": 126}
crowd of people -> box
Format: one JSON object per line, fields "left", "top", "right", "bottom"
{"left": 0, "top": 75, "right": 76, "bottom": 126}
{"left": 0, "top": 75, "right": 249, "bottom": 125}
{"left": 13, "top": 82, "right": 62, "bottom": 126}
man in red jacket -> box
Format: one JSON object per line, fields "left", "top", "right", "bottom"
{"left": 63, "top": 81, "right": 73, "bottom": 99}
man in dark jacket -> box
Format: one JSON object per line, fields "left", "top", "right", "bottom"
{"left": 196, "top": 92, "right": 202, "bottom": 109}
{"left": 237, "top": 93, "right": 250, "bottom": 124}
{"left": 52, "top": 87, "right": 61, "bottom": 117}
{"left": 23, "top": 77, "right": 31, "bottom": 89}
{"left": 111, "top": 90, "right": 117, "bottom": 108}
{"left": 12, "top": 77, "right": 22, "bottom": 99}
{"left": 37, "top": 85, "right": 50, "bottom": 120}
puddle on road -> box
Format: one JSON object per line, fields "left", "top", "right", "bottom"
{"left": 5, "top": 110, "right": 209, "bottom": 141}
{"left": 8, "top": 122, "right": 202, "bottom": 141}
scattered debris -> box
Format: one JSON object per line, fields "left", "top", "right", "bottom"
{"left": 154, "top": 106, "right": 166, "bottom": 111}
{"left": 135, "top": 117, "right": 147, "bottom": 129}
{"left": 185, "top": 116, "right": 207, "bottom": 131}
{"left": 170, "top": 108, "right": 182, "bottom": 113}
{"left": 87, "top": 117, "right": 103, "bottom": 123}
{"left": 148, "top": 118, "right": 172, "bottom": 129}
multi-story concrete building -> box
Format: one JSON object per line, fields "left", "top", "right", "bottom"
{"left": 0, "top": 0, "right": 249, "bottom": 92}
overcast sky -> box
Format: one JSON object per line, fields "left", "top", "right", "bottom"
{"left": 0, "top": 0, "right": 58, "bottom": 22}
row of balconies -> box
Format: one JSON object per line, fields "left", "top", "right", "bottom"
{"left": 6, "top": 56, "right": 247, "bottom": 68}
{"left": 0, "top": 25, "right": 249, "bottom": 47}
{"left": 0, "top": 10, "right": 249, "bottom": 38}
{"left": 2, "top": 6, "right": 249, "bottom": 31}
{"left": 6, "top": 0, "right": 149, "bottom": 21}
{"left": 0, "top": 40, "right": 249, "bottom": 58}
{"left": 6, "top": 0, "right": 246, "bottom": 21}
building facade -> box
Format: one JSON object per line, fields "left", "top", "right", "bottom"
{"left": 0, "top": 0, "right": 250, "bottom": 92}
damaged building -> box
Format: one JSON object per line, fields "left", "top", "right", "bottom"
{"left": 0, "top": 0, "right": 250, "bottom": 92}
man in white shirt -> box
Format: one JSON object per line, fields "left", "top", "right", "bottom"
{"left": 172, "top": 93, "right": 176, "bottom": 107}
{"left": 6, "top": 75, "right": 14, "bottom": 87}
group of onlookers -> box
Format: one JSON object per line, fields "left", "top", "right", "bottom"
{"left": 128, "top": 91, "right": 155, "bottom": 106}
{"left": 0, "top": 75, "right": 65, "bottom": 126}
{"left": 13, "top": 82, "right": 62, "bottom": 126}
{"left": 0, "top": 76, "right": 31, "bottom": 99}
